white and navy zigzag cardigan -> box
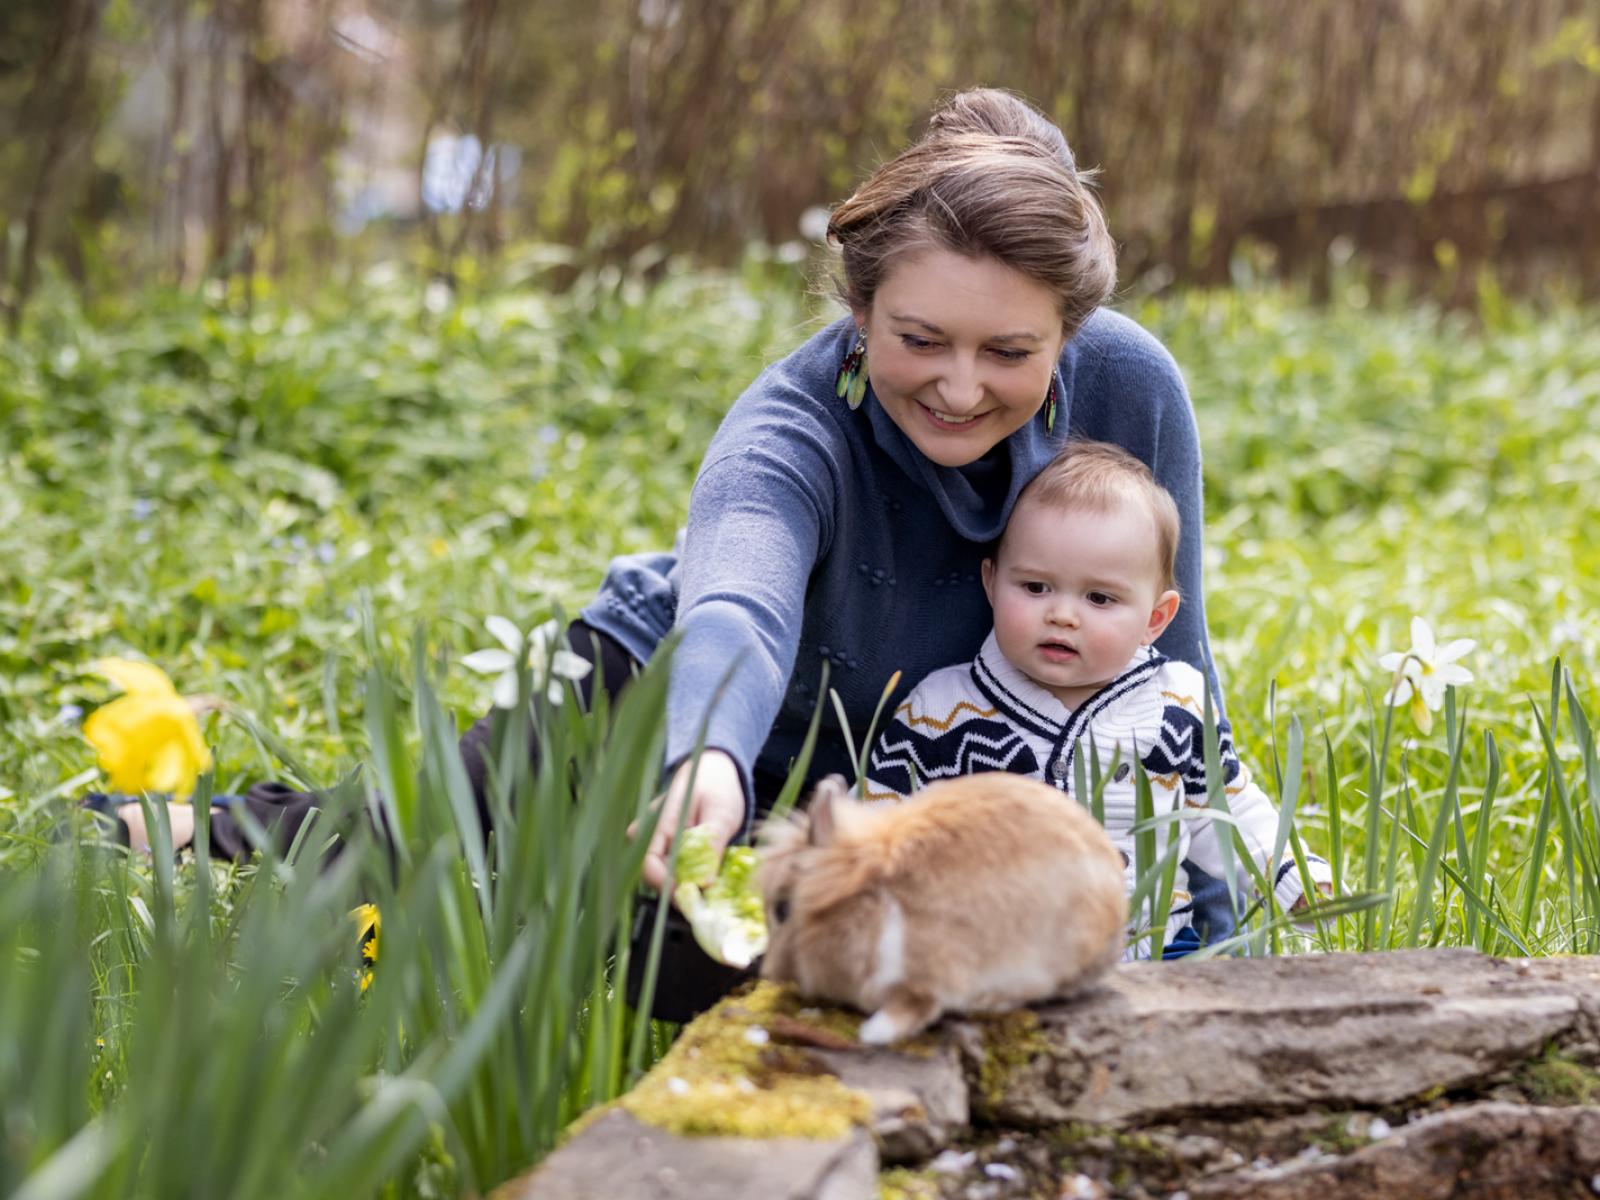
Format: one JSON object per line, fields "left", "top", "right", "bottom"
{"left": 864, "top": 633, "right": 1331, "bottom": 944}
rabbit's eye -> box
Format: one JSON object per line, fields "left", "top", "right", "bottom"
{"left": 772, "top": 898, "right": 791, "bottom": 924}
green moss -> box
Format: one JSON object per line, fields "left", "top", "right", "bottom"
{"left": 1515, "top": 1044, "right": 1600, "bottom": 1106}
{"left": 1307, "top": 1113, "right": 1364, "bottom": 1155}
{"left": 878, "top": 1166, "right": 941, "bottom": 1200}
{"left": 616, "top": 981, "right": 873, "bottom": 1140}
{"left": 973, "top": 1010, "right": 1051, "bottom": 1111}
{"left": 1049, "top": 1120, "right": 1163, "bottom": 1158}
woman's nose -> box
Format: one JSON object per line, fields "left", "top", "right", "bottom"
{"left": 936, "top": 359, "right": 983, "bottom": 413}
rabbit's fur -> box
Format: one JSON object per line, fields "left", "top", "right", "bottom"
{"left": 757, "top": 773, "right": 1126, "bottom": 1044}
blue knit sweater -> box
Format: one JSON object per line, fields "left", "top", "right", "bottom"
{"left": 580, "top": 310, "right": 1212, "bottom": 815}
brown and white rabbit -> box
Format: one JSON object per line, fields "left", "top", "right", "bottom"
{"left": 757, "top": 773, "right": 1127, "bottom": 1044}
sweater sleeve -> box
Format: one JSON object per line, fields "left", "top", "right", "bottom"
{"left": 665, "top": 419, "right": 840, "bottom": 818}
{"left": 1180, "top": 728, "right": 1333, "bottom": 912}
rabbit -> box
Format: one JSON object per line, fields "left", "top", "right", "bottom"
{"left": 757, "top": 772, "right": 1127, "bottom": 1045}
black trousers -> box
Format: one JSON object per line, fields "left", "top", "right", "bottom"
{"left": 208, "top": 620, "right": 641, "bottom": 861}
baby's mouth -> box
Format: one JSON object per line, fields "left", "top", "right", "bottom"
{"left": 1038, "top": 640, "right": 1078, "bottom": 662}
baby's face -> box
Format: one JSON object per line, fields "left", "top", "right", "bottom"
{"left": 981, "top": 496, "right": 1177, "bottom": 710}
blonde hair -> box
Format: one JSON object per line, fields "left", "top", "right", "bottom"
{"left": 1006, "top": 439, "right": 1181, "bottom": 593}
{"left": 827, "top": 89, "right": 1116, "bottom": 337}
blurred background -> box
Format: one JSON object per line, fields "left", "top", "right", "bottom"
{"left": 3, "top": 0, "right": 1598, "bottom": 326}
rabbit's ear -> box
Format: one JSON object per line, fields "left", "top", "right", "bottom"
{"left": 808, "top": 775, "right": 850, "bottom": 847}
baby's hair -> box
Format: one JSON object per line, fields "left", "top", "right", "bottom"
{"left": 1006, "top": 439, "right": 1181, "bottom": 593}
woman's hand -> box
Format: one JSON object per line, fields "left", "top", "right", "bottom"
{"left": 116, "top": 800, "right": 195, "bottom": 855}
{"left": 637, "top": 749, "right": 746, "bottom": 893}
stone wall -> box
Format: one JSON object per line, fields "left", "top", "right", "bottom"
{"left": 499, "top": 949, "right": 1600, "bottom": 1200}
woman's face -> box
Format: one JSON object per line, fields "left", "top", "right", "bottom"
{"left": 855, "top": 248, "right": 1066, "bottom": 468}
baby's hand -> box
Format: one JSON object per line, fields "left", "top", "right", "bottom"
{"left": 1290, "top": 881, "right": 1335, "bottom": 915}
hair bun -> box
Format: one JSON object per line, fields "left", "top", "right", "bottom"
{"left": 926, "top": 88, "right": 1077, "bottom": 175}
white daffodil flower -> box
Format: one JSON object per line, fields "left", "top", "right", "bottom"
{"left": 1378, "top": 616, "right": 1475, "bottom": 733}
{"left": 461, "top": 616, "right": 593, "bottom": 709}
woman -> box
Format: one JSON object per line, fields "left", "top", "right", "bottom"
{"left": 116, "top": 87, "right": 1219, "bottom": 957}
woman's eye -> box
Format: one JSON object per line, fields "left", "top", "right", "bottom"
{"left": 990, "top": 348, "right": 1031, "bottom": 363}
{"left": 900, "top": 334, "right": 938, "bottom": 351}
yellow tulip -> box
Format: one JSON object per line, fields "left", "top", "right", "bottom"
{"left": 82, "top": 658, "right": 212, "bottom": 798}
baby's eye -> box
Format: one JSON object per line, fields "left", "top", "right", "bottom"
{"left": 1087, "top": 592, "right": 1116, "bottom": 607}
{"left": 1023, "top": 581, "right": 1049, "bottom": 596}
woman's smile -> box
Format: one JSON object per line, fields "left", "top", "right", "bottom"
{"left": 855, "top": 249, "right": 1066, "bottom": 468}
{"left": 916, "top": 401, "right": 987, "bottom": 429}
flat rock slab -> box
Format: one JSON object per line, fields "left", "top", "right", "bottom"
{"left": 1190, "top": 1102, "right": 1600, "bottom": 1200}
{"left": 960, "top": 948, "right": 1600, "bottom": 1128}
{"left": 812, "top": 1042, "right": 968, "bottom": 1163}
{"left": 496, "top": 1108, "right": 877, "bottom": 1200}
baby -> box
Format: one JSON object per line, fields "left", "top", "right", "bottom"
{"left": 864, "top": 439, "right": 1331, "bottom": 955}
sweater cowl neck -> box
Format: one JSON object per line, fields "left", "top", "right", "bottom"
{"left": 863, "top": 378, "right": 1061, "bottom": 545}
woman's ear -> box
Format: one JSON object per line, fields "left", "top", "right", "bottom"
{"left": 1143, "top": 590, "right": 1181, "bottom": 645}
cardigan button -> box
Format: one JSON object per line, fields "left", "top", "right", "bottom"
{"left": 1115, "top": 763, "right": 1132, "bottom": 783}
{"left": 1050, "top": 757, "right": 1068, "bottom": 781}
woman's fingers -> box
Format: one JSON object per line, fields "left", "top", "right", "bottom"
{"left": 636, "top": 751, "right": 746, "bottom": 894}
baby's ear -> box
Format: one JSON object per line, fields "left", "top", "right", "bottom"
{"left": 808, "top": 775, "right": 851, "bottom": 846}
{"left": 1144, "top": 589, "right": 1182, "bottom": 645}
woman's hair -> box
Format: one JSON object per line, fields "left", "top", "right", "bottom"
{"left": 828, "top": 89, "right": 1116, "bottom": 336}
{"left": 1008, "top": 438, "right": 1181, "bottom": 593}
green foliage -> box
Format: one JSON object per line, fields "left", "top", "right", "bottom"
{"left": 4, "top": 261, "right": 1600, "bottom": 1193}
{"left": 2, "top": 635, "right": 676, "bottom": 1198}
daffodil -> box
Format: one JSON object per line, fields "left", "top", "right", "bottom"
{"left": 82, "top": 658, "right": 212, "bottom": 797}
{"left": 351, "top": 903, "right": 380, "bottom": 992}
{"left": 461, "top": 616, "right": 592, "bottom": 709}
{"left": 1379, "top": 616, "right": 1475, "bottom": 734}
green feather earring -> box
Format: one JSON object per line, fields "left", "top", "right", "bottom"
{"left": 836, "top": 327, "right": 868, "bottom": 410}
{"left": 1043, "top": 378, "right": 1058, "bottom": 435}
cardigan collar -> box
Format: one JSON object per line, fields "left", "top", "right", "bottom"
{"left": 973, "top": 631, "right": 1163, "bottom": 734}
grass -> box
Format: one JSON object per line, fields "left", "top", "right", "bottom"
{"left": 2, "top": 252, "right": 1599, "bottom": 1195}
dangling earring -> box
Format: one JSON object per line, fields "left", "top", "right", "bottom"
{"left": 1043, "top": 378, "right": 1058, "bottom": 435}
{"left": 836, "top": 326, "right": 868, "bottom": 410}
